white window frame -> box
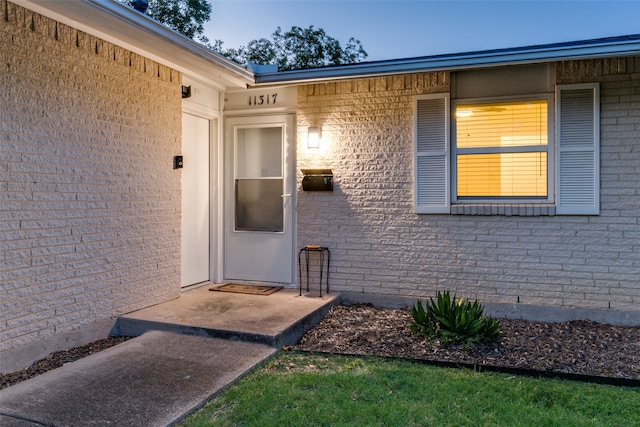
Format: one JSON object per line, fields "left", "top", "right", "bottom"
{"left": 451, "top": 94, "right": 555, "bottom": 204}
{"left": 413, "top": 83, "right": 600, "bottom": 215}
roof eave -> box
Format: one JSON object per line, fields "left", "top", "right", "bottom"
{"left": 13, "top": 0, "right": 254, "bottom": 90}
{"left": 254, "top": 35, "right": 640, "bottom": 86}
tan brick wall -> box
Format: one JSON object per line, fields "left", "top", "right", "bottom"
{"left": 1, "top": 1, "right": 182, "bottom": 353}
{"left": 296, "top": 58, "right": 639, "bottom": 315}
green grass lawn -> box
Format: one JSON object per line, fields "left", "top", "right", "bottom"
{"left": 180, "top": 351, "right": 640, "bottom": 427}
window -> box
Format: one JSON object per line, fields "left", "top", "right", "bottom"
{"left": 454, "top": 98, "right": 551, "bottom": 199}
{"left": 414, "top": 83, "right": 599, "bottom": 215}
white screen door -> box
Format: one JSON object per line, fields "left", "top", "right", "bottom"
{"left": 225, "top": 115, "right": 294, "bottom": 284}
{"left": 181, "top": 113, "right": 210, "bottom": 286}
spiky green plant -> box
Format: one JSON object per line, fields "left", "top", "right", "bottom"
{"left": 410, "top": 291, "right": 500, "bottom": 345}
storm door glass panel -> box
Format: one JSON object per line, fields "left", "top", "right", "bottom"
{"left": 235, "top": 127, "right": 283, "bottom": 231}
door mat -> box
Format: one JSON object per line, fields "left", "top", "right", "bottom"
{"left": 209, "top": 284, "right": 283, "bottom": 296}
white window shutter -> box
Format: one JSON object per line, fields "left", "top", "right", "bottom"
{"left": 414, "top": 94, "right": 450, "bottom": 213}
{"left": 556, "top": 84, "right": 600, "bottom": 215}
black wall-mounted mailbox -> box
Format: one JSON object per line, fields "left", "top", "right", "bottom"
{"left": 302, "top": 169, "right": 333, "bottom": 191}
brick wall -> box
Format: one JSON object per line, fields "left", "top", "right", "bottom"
{"left": 296, "top": 59, "right": 639, "bottom": 317}
{"left": 1, "top": 1, "right": 182, "bottom": 354}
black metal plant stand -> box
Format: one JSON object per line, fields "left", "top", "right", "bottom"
{"left": 298, "top": 246, "right": 330, "bottom": 296}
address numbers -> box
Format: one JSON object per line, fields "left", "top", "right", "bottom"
{"left": 249, "top": 93, "right": 278, "bottom": 106}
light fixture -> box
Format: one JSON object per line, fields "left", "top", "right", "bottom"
{"left": 307, "top": 126, "right": 320, "bottom": 149}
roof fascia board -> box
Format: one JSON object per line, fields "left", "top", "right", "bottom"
{"left": 254, "top": 35, "right": 640, "bottom": 85}
{"left": 13, "top": 0, "right": 254, "bottom": 90}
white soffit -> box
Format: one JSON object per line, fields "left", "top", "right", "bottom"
{"left": 12, "top": 0, "right": 253, "bottom": 90}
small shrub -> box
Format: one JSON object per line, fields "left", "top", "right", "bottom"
{"left": 410, "top": 291, "right": 500, "bottom": 345}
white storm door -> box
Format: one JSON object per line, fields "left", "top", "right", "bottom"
{"left": 225, "top": 115, "right": 294, "bottom": 284}
{"left": 181, "top": 113, "right": 211, "bottom": 287}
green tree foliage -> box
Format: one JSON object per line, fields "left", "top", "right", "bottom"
{"left": 122, "top": 0, "right": 212, "bottom": 45}
{"left": 122, "top": 1, "right": 368, "bottom": 70}
{"left": 215, "top": 26, "right": 368, "bottom": 71}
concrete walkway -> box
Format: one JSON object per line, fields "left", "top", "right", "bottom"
{"left": 0, "top": 287, "right": 339, "bottom": 426}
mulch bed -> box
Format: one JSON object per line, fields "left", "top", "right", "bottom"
{"left": 0, "top": 337, "right": 131, "bottom": 390}
{"left": 294, "top": 304, "right": 640, "bottom": 383}
{"left": 2, "top": 304, "right": 639, "bottom": 390}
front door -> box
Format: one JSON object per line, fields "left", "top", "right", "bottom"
{"left": 224, "top": 114, "right": 294, "bottom": 284}
{"left": 181, "top": 113, "right": 211, "bottom": 286}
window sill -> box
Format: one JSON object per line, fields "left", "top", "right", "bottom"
{"left": 450, "top": 204, "right": 556, "bottom": 216}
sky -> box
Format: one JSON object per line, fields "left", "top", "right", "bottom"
{"left": 203, "top": 0, "right": 640, "bottom": 62}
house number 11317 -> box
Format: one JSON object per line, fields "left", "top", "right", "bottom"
{"left": 249, "top": 93, "right": 277, "bottom": 106}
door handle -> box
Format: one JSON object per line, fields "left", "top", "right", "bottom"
{"left": 281, "top": 194, "right": 291, "bottom": 198}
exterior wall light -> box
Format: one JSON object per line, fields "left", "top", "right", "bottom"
{"left": 307, "top": 126, "right": 320, "bottom": 149}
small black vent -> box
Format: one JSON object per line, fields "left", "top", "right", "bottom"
{"left": 132, "top": 0, "right": 148, "bottom": 13}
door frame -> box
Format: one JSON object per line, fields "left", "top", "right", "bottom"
{"left": 181, "top": 103, "right": 223, "bottom": 285}
{"left": 180, "top": 112, "right": 212, "bottom": 287}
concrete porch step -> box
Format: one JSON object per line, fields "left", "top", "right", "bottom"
{"left": 111, "top": 286, "right": 340, "bottom": 348}
{"left": 0, "top": 287, "right": 340, "bottom": 427}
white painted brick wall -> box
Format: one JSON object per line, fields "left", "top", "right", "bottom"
{"left": 1, "top": 2, "right": 182, "bottom": 352}
{"left": 296, "top": 59, "right": 639, "bottom": 314}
